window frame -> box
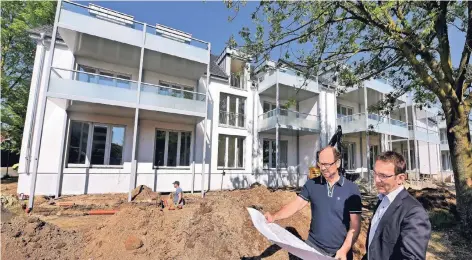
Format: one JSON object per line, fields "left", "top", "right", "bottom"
{"left": 219, "top": 93, "right": 246, "bottom": 128}
{"left": 75, "top": 64, "right": 133, "bottom": 89}
{"left": 158, "top": 80, "right": 196, "bottom": 100}
{"left": 66, "top": 121, "right": 126, "bottom": 168}
{"left": 217, "top": 134, "right": 245, "bottom": 169}
{"left": 262, "top": 139, "right": 288, "bottom": 169}
{"left": 152, "top": 128, "right": 193, "bottom": 169}
{"left": 337, "top": 104, "right": 354, "bottom": 118}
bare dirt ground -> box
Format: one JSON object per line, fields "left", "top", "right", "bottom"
{"left": 1, "top": 179, "right": 470, "bottom": 260}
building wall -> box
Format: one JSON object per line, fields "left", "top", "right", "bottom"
{"left": 19, "top": 37, "right": 452, "bottom": 196}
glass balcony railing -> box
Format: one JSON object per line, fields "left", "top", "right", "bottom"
{"left": 49, "top": 67, "right": 206, "bottom": 111}
{"left": 140, "top": 82, "right": 205, "bottom": 101}
{"left": 258, "top": 108, "right": 320, "bottom": 131}
{"left": 219, "top": 111, "right": 245, "bottom": 128}
{"left": 61, "top": 1, "right": 208, "bottom": 50}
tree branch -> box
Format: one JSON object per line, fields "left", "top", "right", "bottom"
{"left": 398, "top": 41, "right": 447, "bottom": 100}
{"left": 456, "top": 1, "right": 472, "bottom": 99}
{"left": 434, "top": 1, "right": 455, "bottom": 84}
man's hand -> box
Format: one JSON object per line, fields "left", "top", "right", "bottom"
{"left": 334, "top": 249, "right": 347, "bottom": 260}
{"left": 264, "top": 212, "right": 275, "bottom": 223}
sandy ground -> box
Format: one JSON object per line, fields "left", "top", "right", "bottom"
{"left": 1, "top": 178, "right": 470, "bottom": 260}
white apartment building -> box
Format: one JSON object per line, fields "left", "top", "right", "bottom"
{"left": 18, "top": 1, "right": 468, "bottom": 202}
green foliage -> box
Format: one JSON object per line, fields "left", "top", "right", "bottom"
{"left": 227, "top": 1, "right": 471, "bottom": 112}
{"left": 1, "top": 1, "right": 56, "bottom": 154}
{"left": 12, "top": 163, "right": 19, "bottom": 171}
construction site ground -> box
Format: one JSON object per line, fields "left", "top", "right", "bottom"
{"left": 1, "top": 177, "right": 470, "bottom": 260}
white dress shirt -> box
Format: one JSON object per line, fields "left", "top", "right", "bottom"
{"left": 368, "top": 185, "right": 405, "bottom": 252}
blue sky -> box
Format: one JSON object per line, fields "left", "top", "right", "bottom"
{"left": 85, "top": 1, "right": 465, "bottom": 67}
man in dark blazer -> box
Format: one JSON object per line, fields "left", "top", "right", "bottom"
{"left": 363, "top": 151, "right": 431, "bottom": 260}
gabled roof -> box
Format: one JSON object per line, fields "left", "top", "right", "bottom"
{"left": 28, "top": 25, "right": 228, "bottom": 79}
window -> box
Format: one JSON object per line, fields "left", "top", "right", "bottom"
{"left": 76, "top": 65, "right": 132, "bottom": 89}
{"left": 158, "top": 80, "right": 195, "bottom": 100}
{"left": 153, "top": 130, "right": 192, "bottom": 167}
{"left": 263, "top": 101, "right": 288, "bottom": 117}
{"left": 440, "top": 129, "right": 447, "bottom": 144}
{"left": 67, "top": 121, "right": 125, "bottom": 166}
{"left": 230, "top": 73, "right": 244, "bottom": 89}
{"left": 263, "top": 139, "right": 288, "bottom": 168}
{"left": 441, "top": 151, "right": 452, "bottom": 171}
{"left": 217, "top": 135, "right": 245, "bottom": 168}
{"left": 337, "top": 104, "right": 353, "bottom": 118}
{"left": 341, "top": 142, "right": 356, "bottom": 170}
{"left": 219, "top": 93, "right": 246, "bottom": 127}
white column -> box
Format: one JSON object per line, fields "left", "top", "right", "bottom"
{"left": 363, "top": 84, "right": 371, "bottom": 193}
{"left": 411, "top": 106, "right": 420, "bottom": 183}
{"left": 128, "top": 23, "right": 147, "bottom": 201}
{"left": 201, "top": 42, "right": 211, "bottom": 196}
{"left": 275, "top": 68, "right": 280, "bottom": 188}
{"left": 405, "top": 104, "right": 411, "bottom": 172}
{"left": 28, "top": 0, "right": 62, "bottom": 210}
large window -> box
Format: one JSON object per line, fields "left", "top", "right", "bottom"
{"left": 67, "top": 121, "right": 125, "bottom": 166}
{"left": 219, "top": 93, "right": 245, "bottom": 127}
{"left": 154, "top": 130, "right": 192, "bottom": 167}
{"left": 263, "top": 139, "right": 288, "bottom": 169}
{"left": 217, "top": 135, "right": 245, "bottom": 168}
{"left": 76, "top": 65, "right": 132, "bottom": 89}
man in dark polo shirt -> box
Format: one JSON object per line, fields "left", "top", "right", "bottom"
{"left": 265, "top": 146, "right": 362, "bottom": 260}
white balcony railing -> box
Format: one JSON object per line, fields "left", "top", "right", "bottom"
{"left": 258, "top": 108, "right": 321, "bottom": 132}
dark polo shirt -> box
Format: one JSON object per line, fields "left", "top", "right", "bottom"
{"left": 299, "top": 175, "right": 362, "bottom": 255}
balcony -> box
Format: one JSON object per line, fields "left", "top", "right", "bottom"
{"left": 48, "top": 67, "right": 206, "bottom": 117}
{"left": 408, "top": 125, "right": 441, "bottom": 144}
{"left": 57, "top": 1, "right": 208, "bottom": 81}
{"left": 258, "top": 109, "right": 321, "bottom": 136}
{"left": 337, "top": 113, "right": 409, "bottom": 138}
{"left": 258, "top": 69, "right": 319, "bottom": 101}
{"left": 219, "top": 111, "right": 245, "bottom": 128}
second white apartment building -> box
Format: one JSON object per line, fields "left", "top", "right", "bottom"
{"left": 18, "top": 1, "right": 467, "bottom": 201}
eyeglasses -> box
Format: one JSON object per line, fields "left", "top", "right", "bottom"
{"left": 373, "top": 171, "right": 396, "bottom": 181}
{"left": 317, "top": 160, "right": 338, "bottom": 168}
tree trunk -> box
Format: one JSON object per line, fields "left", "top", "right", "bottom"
{"left": 446, "top": 105, "right": 472, "bottom": 238}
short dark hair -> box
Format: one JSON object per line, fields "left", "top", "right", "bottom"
{"left": 376, "top": 151, "right": 407, "bottom": 174}
{"left": 319, "top": 146, "right": 341, "bottom": 161}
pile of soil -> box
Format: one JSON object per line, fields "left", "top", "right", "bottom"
{"left": 1, "top": 211, "right": 83, "bottom": 260}
{"left": 81, "top": 186, "right": 314, "bottom": 260}
{"left": 1, "top": 182, "right": 459, "bottom": 260}
{"left": 131, "top": 185, "right": 161, "bottom": 203}
{"left": 409, "top": 188, "right": 457, "bottom": 216}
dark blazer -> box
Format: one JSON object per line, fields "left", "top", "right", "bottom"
{"left": 363, "top": 188, "right": 431, "bottom": 260}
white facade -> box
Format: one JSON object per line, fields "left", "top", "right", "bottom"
{"left": 18, "top": 1, "right": 467, "bottom": 199}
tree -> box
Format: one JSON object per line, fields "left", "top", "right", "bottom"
{"left": 1, "top": 1, "right": 56, "bottom": 154}
{"left": 227, "top": 1, "right": 472, "bottom": 236}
